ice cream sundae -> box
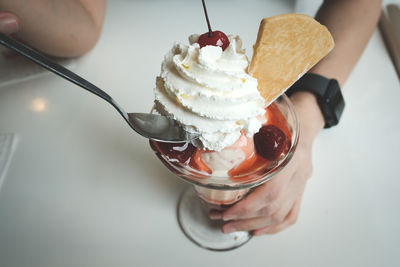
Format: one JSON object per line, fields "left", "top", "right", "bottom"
{"left": 150, "top": 14, "right": 333, "bottom": 205}
{"left": 148, "top": 10, "right": 334, "bottom": 250}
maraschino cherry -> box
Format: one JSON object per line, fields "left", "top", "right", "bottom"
{"left": 199, "top": 0, "right": 230, "bottom": 50}
{"left": 253, "top": 125, "right": 289, "bottom": 161}
{"left": 198, "top": 31, "right": 230, "bottom": 50}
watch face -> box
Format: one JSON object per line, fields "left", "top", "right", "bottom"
{"left": 323, "top": 79, "right": 345, "bottom": 128}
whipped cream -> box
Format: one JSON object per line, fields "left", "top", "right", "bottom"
{"left": 154, "top": 34, "right": 265, "bottom": 151}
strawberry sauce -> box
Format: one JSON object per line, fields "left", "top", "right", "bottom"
{"left": 150, "top": 103, "right": 291, "bottom": 181}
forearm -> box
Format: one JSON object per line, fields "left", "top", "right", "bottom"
{"left": 0, "top": 0, "right": 106, "bottom": 57}
{"left": 292, "top": 0, "right": 382, "bottom": 136}
{"left": 311, "top": 0, "right": 382, "bottom": 86}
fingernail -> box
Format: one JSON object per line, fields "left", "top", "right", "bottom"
{"left": 209, "top": 210, "right": 222, "bottom": 220}
{"left": 0, "top": 17, "right": 19, "bottom": 35}
{"left": 252, "top": 230, "right": 263, "bottom": 236}
{"left": 222, "top": 214, "right": 236, "bottom": 221}
{"left": 222, "top": 224, "right": 236, "bottom": 234}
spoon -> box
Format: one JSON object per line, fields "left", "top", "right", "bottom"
{"left": 0, "top": 33, "right": 198, "bottom": 142}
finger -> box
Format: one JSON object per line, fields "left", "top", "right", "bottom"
{"left": 253, "top": 194, "right": 302, "bottom": 236}
{"left": 209, "top": 209, "right": 222, "bottom": 220}
{"left": 222, "top": 170, "right": 290, "bottom": 221}
{"left": 221, "top": 199, "right": 294, "bottom": 233}
{"left": 222, "top": 215, "right": 275, "bottom": 233}
{"left": 0, "top": 12, "right": 20, "bottom": 35}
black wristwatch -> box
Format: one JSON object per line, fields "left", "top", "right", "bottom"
{"left": 286, "top": 73, "right": 345, "bottom": 128}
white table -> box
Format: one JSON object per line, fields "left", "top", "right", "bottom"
{"left": 0, "top": 0, "right": 399, "bottom": 266}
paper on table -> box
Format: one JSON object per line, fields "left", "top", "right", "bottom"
{"left": 0, "top": 45, "right": 76, "bottom": 88}
{"left": 0, "top": 134, "right": 17, "bottom": 193}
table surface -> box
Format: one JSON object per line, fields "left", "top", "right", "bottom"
{"left": 1, "top": 0, "right": 400, "bottom": 266}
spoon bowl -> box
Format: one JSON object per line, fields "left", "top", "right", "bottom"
{"left": 127, "top": 113, "right": 198, "bottom": 142}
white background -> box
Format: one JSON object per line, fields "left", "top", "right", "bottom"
{"left": 0, "top": 0, "right": 399, "bottom": 266}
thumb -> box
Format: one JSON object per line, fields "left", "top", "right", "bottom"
{"left": 0, "top": 12, "right": 20, "bottom": 35}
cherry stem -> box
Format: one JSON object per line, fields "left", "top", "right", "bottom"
{"left": 201, "top": 0, "right": 213, "bottom": 37}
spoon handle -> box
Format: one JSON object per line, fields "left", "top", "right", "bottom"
{"left": 0, "top": 33, "right": 129, "bottom": 121}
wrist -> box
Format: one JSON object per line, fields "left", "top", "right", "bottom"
{"left": 289, "top": 91, "right": 324, "bottom": 145}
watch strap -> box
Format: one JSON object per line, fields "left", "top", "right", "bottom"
{"left": 286, "top": 73, "right": 345, "bottom": 128}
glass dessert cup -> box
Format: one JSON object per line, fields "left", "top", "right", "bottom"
{"left": 150, "top": 94, "right": 299, "bottom": 251}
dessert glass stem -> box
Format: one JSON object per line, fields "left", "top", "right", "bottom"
{"left": 177, "top": 186, "right": 252, "bottom": 251}
{"left": 194, "top": 186, "right": 250, "bottom": 206}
